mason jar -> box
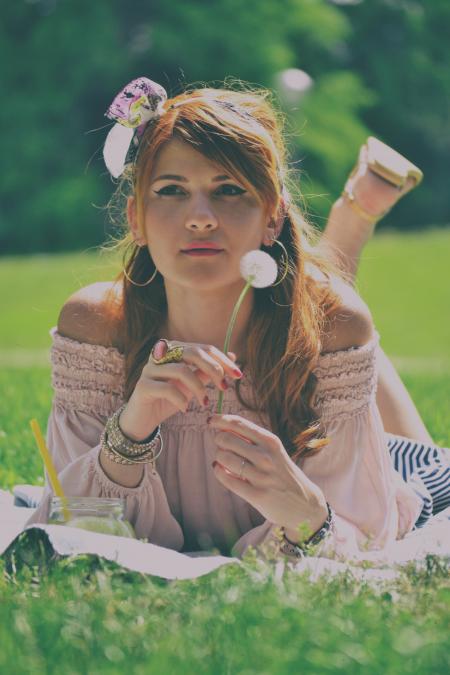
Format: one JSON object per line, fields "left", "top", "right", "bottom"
{"left": 48, "top": 496, "right": 136, "bottom": 538}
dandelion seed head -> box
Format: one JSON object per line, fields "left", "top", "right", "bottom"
{"left": 240, "top": 250, "right": 278, "bottom": 288}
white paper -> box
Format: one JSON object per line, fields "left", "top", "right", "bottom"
{"left": 1, "top": 490, "right": 449, "bottom": 583}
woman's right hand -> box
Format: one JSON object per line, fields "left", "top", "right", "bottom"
{"left": 118, "top": 340, "right": 243, "bottom": 441}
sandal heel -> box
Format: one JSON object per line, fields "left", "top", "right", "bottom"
{"left": 366, "top": 136, "right": 423, "bottom": 188}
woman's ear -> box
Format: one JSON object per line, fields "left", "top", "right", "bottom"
{"left": 127, "top": 196, "right": 146, "bottom": 245}
{"left": 262, "top": 219, "right": 277, "bottom": 247}
{"left": 266, "top": 197, "right": 287, "bottom": 243}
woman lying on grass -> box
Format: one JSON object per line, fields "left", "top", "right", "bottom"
{"left": 26, "top": 77, "right": 450, "bottom": 562}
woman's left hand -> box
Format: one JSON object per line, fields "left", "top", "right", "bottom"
{"left": 209, "top": 413, "right": 328, "bottom": 539}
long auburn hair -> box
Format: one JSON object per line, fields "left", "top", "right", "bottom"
{"left": 100, "top": 81, "right": 349, "bottom": 464}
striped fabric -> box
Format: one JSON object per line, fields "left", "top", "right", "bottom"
{"left": 386, "top": 435, "right": 450, "bottom": 529}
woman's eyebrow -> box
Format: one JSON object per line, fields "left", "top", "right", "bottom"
{"left": 152, "top": 174, "right": 232, "bottom": 183}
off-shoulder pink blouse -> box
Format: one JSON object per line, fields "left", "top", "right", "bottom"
{"left": 25, "top": 327, "right": 423, "bottom": 562}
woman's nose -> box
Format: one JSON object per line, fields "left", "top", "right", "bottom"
{"left": 185, "top": 201, "right": 218, "bottom": 230}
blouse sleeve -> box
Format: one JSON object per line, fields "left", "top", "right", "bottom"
{"left": 24, "top": 329, "right": 184, "bottom": 550}
{"left": 231, "top": 334, "right": 424, "bottom": 563}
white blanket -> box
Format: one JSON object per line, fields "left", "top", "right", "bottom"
{"left": 1, "top": 489, "right": 449, "bottom": 583}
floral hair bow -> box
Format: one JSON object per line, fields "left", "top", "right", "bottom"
{"left": 103, "top": 77, "right": 168, "bottom": 178}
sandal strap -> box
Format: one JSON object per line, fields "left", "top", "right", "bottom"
{"left": 341, "top": 186, "right": 391, "bottom": 225}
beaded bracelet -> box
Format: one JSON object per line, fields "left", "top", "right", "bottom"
{"left": 107, "top": 404, "right": 161, "bottom": 453}
{"left": 279, "top": 502, "right": 336, "bottom": 559}
{"left": 100, "top": 403, "right": 163, "bottom": 466}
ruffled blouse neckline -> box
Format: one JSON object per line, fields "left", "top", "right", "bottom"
{"left": 48, "top": 326, "right": 380, "bottom": 423}
{"left": 49, "top": 324, "right": 380, "bottom": 377}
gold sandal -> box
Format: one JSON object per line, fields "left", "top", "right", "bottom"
{"left": 342, "top": 136, "right": 424, "bottom": 224}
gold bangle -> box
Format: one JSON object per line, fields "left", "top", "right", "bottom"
{"left": 101, "top": 438, "right": 136, "bottom": 466}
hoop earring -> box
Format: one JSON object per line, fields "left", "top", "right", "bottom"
{"left": 122, "top": 241, "right": 159, "bottom": 287}
{"left": 268, "top": 238, "right": 289, "bottom": 287}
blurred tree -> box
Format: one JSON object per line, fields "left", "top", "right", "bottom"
{"left": 287, "top": 71, "right": 375, "bottom": 228}
{"left": 124, "top": 0, "right": 372, "bottom": 229}
{"left": 272, "top": 0, "right": 375, "bottom": 226}
{"left": 0, "top": 0, "right": 127, "bottom": 254}
{"left": 1, "top": 0, "right": 447, "bottom": 254}
{"left": 337, "top": 0, "right": 450, "bottom": 229}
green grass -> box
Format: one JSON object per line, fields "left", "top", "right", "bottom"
{"left": 0, "top": 367, "right": 51, "bottom": 490}
{"left": 356, "top": 227, "right": 450, "bottom": 361}
{"left": 0, "top": 227, "right": 449, "bottom": 359}
{"left": 0, "top": 247, "right": 121, "bottom": 352}
{"left": 1, "top": 229, "right": 449, "bottom": 674}
{"left": 1, "top": 553, "right": 449, "bottom": 675}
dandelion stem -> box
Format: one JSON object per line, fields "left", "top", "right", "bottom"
{"left": 217, "top": 277, "right": 254, "bottom": 413}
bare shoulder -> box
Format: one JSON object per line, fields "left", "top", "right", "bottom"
{"left": 320, "top": 274, "right": 375, "bottom": 354}
{"left": 57, "top": 281, "right": 124, "bottom": 350}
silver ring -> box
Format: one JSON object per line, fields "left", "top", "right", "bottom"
{"left": 238, "top": 458, "right": 246, "bottom": 480}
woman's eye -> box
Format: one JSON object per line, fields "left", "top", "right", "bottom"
{"left": 219, "top": 184, "right": 246, "bottom": 196}
{"left": 154, "top": 184, "right": 245, "bottom": 196}
{"left": 154, "top": 185, "right": 184, "bottom": 196}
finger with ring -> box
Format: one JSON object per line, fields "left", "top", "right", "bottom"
{"left": 151, "top": 339, "right": 184, "bottom": 365}
{"left": 214, "top": 449, "right": 265, "bottom": 484}
{"left": 208, "top": 414, "right": 281, "bottom": 453}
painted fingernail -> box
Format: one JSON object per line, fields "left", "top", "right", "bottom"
{"left": 203, "top": 395, "right": 210, "bottom": 406}
{"left": 221, "top": 379, "right": 229, "bottom": 390}
{"left": 153, "top": 339, "right": 167, "bottom": 360}
{"left": 232, "top": 368, "right": 243, "bottom": 378}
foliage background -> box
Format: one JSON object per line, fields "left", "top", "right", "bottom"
{"left": 1, "top": 0, "right": 449, "bottom": 256}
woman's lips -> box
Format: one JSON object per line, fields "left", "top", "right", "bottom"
{"left": 181, "top": 249, "right": 224, "bottom": 256}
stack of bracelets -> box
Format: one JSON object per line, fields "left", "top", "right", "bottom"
{"left": 101, "top": 404, "right": 335, "bottom": 559}
{"left": 100, "top": 403, "right": 163, "bottom": 467}
{"left": 279, "top": 502, "right": 336, "bottom": 559}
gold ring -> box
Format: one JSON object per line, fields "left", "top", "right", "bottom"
{"left": 151, "top": 338, "right": 185, "bottom": 365}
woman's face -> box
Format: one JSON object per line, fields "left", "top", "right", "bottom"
{"left": 128, "top": 137, "right": 275, "bottom": 291}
